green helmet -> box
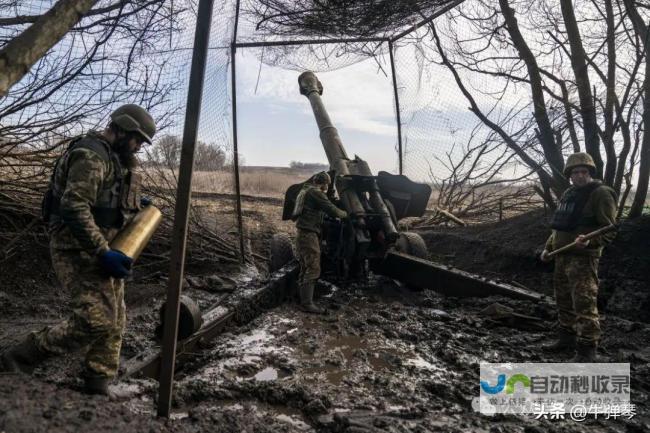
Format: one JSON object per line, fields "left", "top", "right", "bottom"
{"left": 313, "top": 171, "right": 331, "bottom": 185}
{"left": 564, "top": 152, "right": 596, "bottom": 177}
{"left": 110, "top": 104, "right": 156, "bottom": 144}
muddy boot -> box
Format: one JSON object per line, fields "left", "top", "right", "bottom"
{"left": 542, "top": 329, "right": 576, "bottom": 353}
{"left": 299, "top": 281, "right": 324, "bottom": 314}
{"left": 84, "top": 374, "right": 115, "bottom": 398}
{"left": 571, "top": 342, "right": 598, "bottom": 363}
{"left": 1, "top": 334, "right": 48, "bottom": 373}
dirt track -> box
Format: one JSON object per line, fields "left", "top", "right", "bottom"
{"left": 1, "top": 208, "right": 649, "bottom": 432}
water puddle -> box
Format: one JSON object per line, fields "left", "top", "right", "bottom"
{"left": 300, "top": 335, "right": 405, "bottom": 385}
{"left": 252, "top": 366, "right": 290, "bottom": 381}
{"left": 303, "top": 365, "right": 347, "bottom": 385}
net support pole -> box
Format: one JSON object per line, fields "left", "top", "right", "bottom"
{"left": 232, "top": 0, "right": 245, "bottom": 263}
{"left": 388, "top": 40, "right": 403, "bottom": 175}
{"left": 157, "top": 0, "right": 215, "bottom": 418}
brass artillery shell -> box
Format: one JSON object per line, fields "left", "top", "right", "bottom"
{"left": 110, "top": 205, "right": 163, "bottom": 261}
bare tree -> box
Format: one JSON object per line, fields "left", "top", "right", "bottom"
{"left": 0, "top": 0, "right": 98, "bottom": 97}
{"left": 558, "top": 0, "right": 603, "bottom": 178}
{"left": 246, "top": 0, "right": 650, "bottom": 216}
{"left": 0, "top": 1, "right": 187, "bottom": 218}
{"left": 427, "top": 122, "right": 542, "bottom": 221}
{"left": 410, "top": 0, "right": 649, "bottom": 213}
{"left": 623, "top": 0, "right": 650, "bottom": 217}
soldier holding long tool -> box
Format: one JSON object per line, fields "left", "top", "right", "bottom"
{"left": 292, "top": 171, "right": 347, "bottom": 314}
{"left": 1, "top": 105, "right": 158, "bottom": 395}
{"left": 540, "top": 152, "right": 618, "bottom": 362}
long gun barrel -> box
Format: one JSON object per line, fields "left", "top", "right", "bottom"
{"left": 298, "top": 71, "right": 398, "bottom": 241}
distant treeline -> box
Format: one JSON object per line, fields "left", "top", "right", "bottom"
{"left": 289, "top": 161, "right": 328, "bottom": 171}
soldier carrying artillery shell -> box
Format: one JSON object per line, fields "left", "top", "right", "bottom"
{"left": 1, "top": 104, "right": 158, "bottom": 396}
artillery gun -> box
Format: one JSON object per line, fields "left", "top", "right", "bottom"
{"left": 271, "top": 71, "right": 431, "bottom": 280}
{"left": 271, "top": 71, "right": 543, "bottom": 301}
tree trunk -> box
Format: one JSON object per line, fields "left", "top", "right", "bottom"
{"left": 629, "top": 51, "right": 650, "bottom": 217}
{"left": 623, "top": 0, "right": 650, "bottom": 217}
{"left": 559, "top": 0, "right": 603, "bottom": 178}
{"left": 498, "top": 0, "right": 566, "bottom": 195}
{"left": 0, "top": 0, "right": 98, "bottom": 97}
{"left": 602, "top": 0, "right": 618, "bottom": 186}
{"left": 430, "top": 23, "right": 563, "bottom": 209}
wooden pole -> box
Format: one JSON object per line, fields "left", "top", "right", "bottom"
{"left": 547, "top": 224, "right": 618, "bottom": 258}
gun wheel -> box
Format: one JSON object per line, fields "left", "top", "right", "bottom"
{"left": 396, "top": 232, "right": 428, "bottom": 259}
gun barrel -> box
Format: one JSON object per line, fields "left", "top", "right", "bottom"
{"left": 298, "top": 71, "right": 398, "bottom": 241}
{"left": 298, "top": 71, "right": 350, "bottom": 173}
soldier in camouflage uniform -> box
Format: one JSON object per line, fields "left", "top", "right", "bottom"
{"left": 293, "top": 171, "right": 347, "bottom": 314}
{"left": 541, "top": 152, "right": 617, "bottom": 362}
{"left": 1, "top": 104, "right": 156, "bottom": 395}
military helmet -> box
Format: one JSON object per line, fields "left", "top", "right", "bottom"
{"left": 564, "top": 152, "right": 596, "bottom": 177}
{"left": 110, "top": 104, "right": 156, "bottom": 144}
{"left": 313, "top": 171, "right": 331, "bottom": 186}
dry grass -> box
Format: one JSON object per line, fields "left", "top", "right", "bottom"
{"left": 143, "top": 166, "right": 316, "bottom": 198}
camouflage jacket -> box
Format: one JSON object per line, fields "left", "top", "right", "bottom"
{"left": 294, "top": 185, "right": 347, "bottom": 234}
{"left": 545, "top": 181, "right": 617, "bottom": 257}
{"left": 48, "top": 132, "right": 140, "bottom": 255}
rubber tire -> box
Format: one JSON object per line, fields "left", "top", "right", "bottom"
{"left": 396, "top": 232, "right": 428, "bottom": 259}
{"left": 270, "top": 233, "right": 295, "bottom": 273}
{"left": 394, "top": 232, "right": 429, "bottom": 291}
{"left": 156, "top": 295, "right": 203, "bottom": 341}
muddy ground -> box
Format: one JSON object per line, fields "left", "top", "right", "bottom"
{"left": 1, "top": 204, "right": 649, "bottom": 433}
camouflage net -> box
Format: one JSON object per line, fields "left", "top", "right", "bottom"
{"left": 0, "top": 0, "right": 542, "bottom": 264}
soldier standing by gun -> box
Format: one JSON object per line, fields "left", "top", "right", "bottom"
{"left": 540, "top": 152, "right": 617, "bottom": 362}
{"left": 1, "top": 104, "right": 156, "bottom": 395}
{"left": 292, "top": 171, "right": 347, "bottom": 314}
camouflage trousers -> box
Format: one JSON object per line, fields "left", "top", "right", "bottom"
{"left": 553, "top": 254, "right": 601, "bottom": 344}
{"left": 295, "top": 229, "right": 321, "bottom": 284}
{"left": 33, "top": 245, "right": 126, "bottom": 378}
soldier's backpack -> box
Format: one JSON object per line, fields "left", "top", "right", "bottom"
{"left": 41, "top": 136, "right": 83, "bottom": 223}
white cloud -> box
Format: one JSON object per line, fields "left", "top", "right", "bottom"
{"left": 236, "top": 51, "right": 397, "bottom": 138}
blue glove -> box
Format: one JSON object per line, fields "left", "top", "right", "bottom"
{"left": 140, "top": 196, "right": 152, "bottom": 207}
{"left": 98, "top": 250, "right": 133, "bottom": 279}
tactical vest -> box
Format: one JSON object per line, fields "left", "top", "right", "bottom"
{"left": 42, "top": 134, "right": 140, "bottom": 229}
{"left": 550, "top": 182, "right": 601, "bottom": 232}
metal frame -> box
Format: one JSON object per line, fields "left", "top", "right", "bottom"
{"left": 228, "top": 1, "right": 466, "bottom": 219}
{"left": 157, "top": 0, "right": 215, "bottom": 418}
{"left": 156, "top": 0, "right": 465, "bottom": 418}
{"left": 232, "top": 0, "right": 245, "bottom": 261}
{"left": 388, "top": 40, "right": 403, "bottom": 175}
